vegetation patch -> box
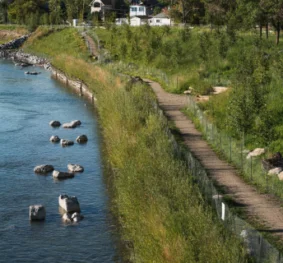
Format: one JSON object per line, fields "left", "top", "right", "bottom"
{"left": 22, "top": 27, "right": 250, "bottom": 263}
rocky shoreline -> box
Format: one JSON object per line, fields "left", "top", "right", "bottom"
{"left": 0, "top": 48, "right": 97, "bottom": 105}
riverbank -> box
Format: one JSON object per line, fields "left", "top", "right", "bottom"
{"left": 5, "top": 26, "right": 251, "bottom": 262}
{"left": 0, "top": 50, "right": 97, "bottom": 104}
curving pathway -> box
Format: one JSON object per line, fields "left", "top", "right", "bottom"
{"left": 145, "top": 78, "right": 283, "bottom": 241}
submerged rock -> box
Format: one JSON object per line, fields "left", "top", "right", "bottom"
{"left": 50, "top": 135, "right": 60, "bottom": 143}
{"left": 67, "top": 164, "right": 84, "bottom": 173}
{"left": 58, "top": 195, "right": 80, "bottom": 213}
{"left": 76, "top": 135, "right": 88, "bottom": 143}
{"left": 53, "top": 170, "right": 74, "bottom": 180}
{"left": 49, "top": 120, "right": 61, "bottom": 127}
{"left": 34, "top": 164, "right": 54, "bottom": 174}
{"left": 60, "top": 139, "right": 74, "bottom": 147}
{"left": 25, "top": 71, "right": 41, "bottom": 75}
{"left": 29, "top": 205, "right": 46, "bottom": 221}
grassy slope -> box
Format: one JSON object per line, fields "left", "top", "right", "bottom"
{"left": 22, "top": 27, "right": 249, "bottom": 263}
{"left": 94, "top": 26, "right": 283, "bottom": 203}
{"left": 0, "top": 24, "right": 28, "bottom": 44}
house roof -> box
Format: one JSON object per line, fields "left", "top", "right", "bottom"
{"left": 131, "top": 15, "right": 150, "bottom": 20}
{"left": 153, "top": 12, "right": 170, "bottom": 19}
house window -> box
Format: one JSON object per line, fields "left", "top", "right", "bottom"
{"left": 94, "top": 2, "right": 101, "bottom": 7}
{"left": 139, "top": 7, "right": 144, "bottom": 12}
{"left": 156, "top": 19, "right": 160, "bottom": 23}
{"left": 131, "top": 7, "right": 137, "bottom": 12}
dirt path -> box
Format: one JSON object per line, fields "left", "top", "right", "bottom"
{"left": 145, "top": 78, "right": 283, "bottom": 241}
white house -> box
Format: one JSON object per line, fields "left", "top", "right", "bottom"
{"left": 129, "top": 5, "right": 147, "bottom": 17}
{"left": 148, "top": 13, "right": 171, "bottom": 26}
{"left": 115, "top": 18, "right": 129, "bottom": 25}
{"left": 130, "top": 16, "right": 149, "bottom": 26}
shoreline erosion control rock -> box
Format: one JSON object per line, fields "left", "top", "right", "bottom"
{"left": 62, "top": 120, "right": 81, "bottom": 129}
{"left": 29, "top": 205, "right": 46, "bottom": 221}
{"left": 58, "top": 195, "right": 80, "bottom": 213}
{"left": 67, "top": 164, "right": 84, "bottom": 173}
{"left": 76, "top": 135, "right": 88, "bottom": 143}
{"left": 62, "top": 212, "right": 84, "bottom": 223}
{"left": 34, "top": 165, "right": 54, "bottom": 174}
{"left": 60, "top": 139, "right": 74, "bottom": 147}
{"left": 49, "top": 120, "right": 61, "bottom": 127}
{"left": 53, "top": 170, "right": 74, "bottom": 180}
{"left": 50, "top": 135, "right": 60, "bottom": 143}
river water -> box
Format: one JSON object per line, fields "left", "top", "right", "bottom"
{"left": 0, "top": 59, "right": 117, "bottom": 262}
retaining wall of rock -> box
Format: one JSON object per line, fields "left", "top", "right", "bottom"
{"left": 0, "top": 49, "right": 97, "bottom": 105}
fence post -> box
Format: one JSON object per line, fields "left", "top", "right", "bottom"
{"left": 229, "top": 136, "right": 232, "bottom": 162}
{"left": 241, "top": 137, "right": 243, "bottom": 171}
{"left": 250, "top": 156, "right": 253, "bottom": 181}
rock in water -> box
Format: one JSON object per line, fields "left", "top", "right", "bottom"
{"left": 62, "top": 212, "right": 84, "bottom": 223}
{"left": 60, "top": 139, "right": 74, "bottom": 147}
{"left": 62, "top": 120, "right": 81, "bottom": 129}
{"left": 34, "top": 164, "right": 54, "bottom": 174}
{"left": 50, "top": 135, "right": 60, "bottom": 143}
{"left": 53, "top": 170, "right": 74, "bottom": 179}
{"left": 72, "top": 120, "right": 81, "bottom": 126}
{"left": 76, "top": 135, "right": 88, "bottom": 143}
{"left": 67, "top": 164, "right": 84, "bottom": 173}
{"left": 58, "top": 195, "right": 81, "bottom": 213}
{"left": 29, "top": 205, "right": 46, "bottom": 221}
{"left": 62, "top": 213, "right": 72, "bottom": 223}
{"left": 71, "top": 212, "right": 84, "bottom": 222}
{"left": 49, "top": 120, "right": 61, "bottom": 127}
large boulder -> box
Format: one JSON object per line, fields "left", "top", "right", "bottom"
{"left": 49, "top": 120, "right": 61, "bottom": 127}
{"left": 62, "top": 120, "right": 81, "bottom": 129}
{"left": 67, "top": 164, "right": 84, "bottom": 173}
{"left": 72, "top": 120, "right": 81, "bottom": 126}
{"left": 53, "top": 170, "right": 74, "bottom": 180}
{"left": 268, "top": 167, "right": 282, "bottom": 176}
{"left": 58, "top": 195, "right": 80, "bottom": 213}
{"left": 278, "top": 172, "right": 283, "bottom": 181}
{"left": 262, "top": 152, "right": 283, "bottom": 171}
{"left": 62, "top": 213, "right": 72, "bottom": 223}
{"left": 29, "top": 205, "right": 46, "bottom": 221}
{"left": 60, "top": 139, "right": 74, "bottom": 147}
{"left": 76, "top": 135, "right": 88, "bottom": 144}
{"left": 71, "top": 212, "right": 84, "bottom": 223}
{"left": 62, "top": 212, "right": 84, "bottom": 223}
{"left": 246, "top": 148, "right": 265, "bottom": 159}
{"left": 34, "top": 164, "right": 54, "bottom": 174}
{"left": 62, "top": 122, "right": 77, "bottom": 129}
{"left": 50, "top": 135, "right": 60, "bottom": 143}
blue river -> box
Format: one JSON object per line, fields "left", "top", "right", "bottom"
{"left": 0, "top": 59, "right": 118, "bottom": 263}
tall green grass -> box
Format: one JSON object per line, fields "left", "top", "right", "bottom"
{"left": 21, "top": 27, "right": 250, "bottom": 263}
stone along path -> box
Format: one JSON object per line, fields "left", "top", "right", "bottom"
{"left": 145, "top": 79, "right": 283, "bottom": 241}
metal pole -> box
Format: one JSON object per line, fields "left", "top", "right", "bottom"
{"left": 250, "top": 156, "right": 253, "bottom": 181}
{"left": 229, "top": 136, "right": 232, "bottom": 162}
